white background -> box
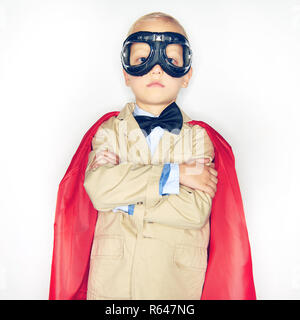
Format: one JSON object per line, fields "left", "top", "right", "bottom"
{"left": 0, "top": 0, "right": 299, "bottom": 300}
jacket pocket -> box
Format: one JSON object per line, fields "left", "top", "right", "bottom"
{"left": 173, "top": 244, "right": 207, "bottom": 270}
{"left": 91, "top": 235, "right": 124, "bottom": 259}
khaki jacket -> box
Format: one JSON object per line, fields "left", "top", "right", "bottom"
{"left": 83, "top": 102, "right": 215, "bottom": 300}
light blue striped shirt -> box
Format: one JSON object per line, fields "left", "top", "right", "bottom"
{"left": 112, "top": 103, "right": 180, "bottom": 215}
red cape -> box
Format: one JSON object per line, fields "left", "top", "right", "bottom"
{"left": 49, "top": 111, "right": 256, "bottom": 300}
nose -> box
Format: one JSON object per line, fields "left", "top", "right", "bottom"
{"left": 150, "top": 64, "right": 163, "bottom": 74}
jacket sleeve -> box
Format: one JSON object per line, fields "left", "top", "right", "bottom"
{"left": 83, "top": 124, "right": 165, "bottom": 212}
{"left": 144, "top": 125, "right": 215, "bottom": 230}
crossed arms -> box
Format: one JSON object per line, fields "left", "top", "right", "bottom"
{"left": 83, "top": 124, "right": 218, "bottom": 229}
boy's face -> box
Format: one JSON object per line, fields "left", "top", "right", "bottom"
{"left": 122, "top": 19, "right": 193, "bottom": 112}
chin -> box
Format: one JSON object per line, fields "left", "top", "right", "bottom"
{"left": 143, "top": 99, "right": 172, "bottom": 106}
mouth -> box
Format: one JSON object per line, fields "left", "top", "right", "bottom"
{"left": 147, "top": 82, "right": 165, "bottom": 88}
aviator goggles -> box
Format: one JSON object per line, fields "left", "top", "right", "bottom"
{"left": 121, "top": 31, "right": 192, "bottom": 78}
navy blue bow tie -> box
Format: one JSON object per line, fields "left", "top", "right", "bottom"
{"left": 133, "top": 102, "right": 183, "bottom": 137}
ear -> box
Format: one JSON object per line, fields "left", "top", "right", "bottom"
{"left": 181, "top": 66, "right": 193, "bottom": 88}
{"left": 122, "top": 69, "right": 130, "bottom": 87}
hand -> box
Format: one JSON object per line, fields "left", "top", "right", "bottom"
{"left": 179, "top": 158, "right": 218, "bottom": 198}
{"left": 89, "top": 150, "right": 120, "bottom": 170}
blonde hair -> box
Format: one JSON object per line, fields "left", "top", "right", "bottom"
{"left": 126, "top": 12, "right": 189, "bottom": 39}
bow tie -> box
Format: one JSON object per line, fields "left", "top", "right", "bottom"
{"left": 133, "top": 102, "right": 183, "bottom": 137}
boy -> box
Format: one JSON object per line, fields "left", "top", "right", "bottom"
{"left": 49, "top": 12, "right": 256, "bottom": 300}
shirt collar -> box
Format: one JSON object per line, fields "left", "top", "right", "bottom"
{"left": 133, "top": 103, "right": 159, "bottom": 118}
{"left": 117, "top": 101, "right": 193, "bottom": 124}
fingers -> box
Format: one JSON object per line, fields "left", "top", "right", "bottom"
{"left": 100, "top": 150, "right": 120, "bottom": 164}
{"left": 207, "top": 179, "right": 217, "bottom": 193}
{"left": 209, "top": 167, "right": 218, "bottom": 177}
{"left": 89, "top": 155, "right": 108, "bottom": 170}
{"left": 89, "top": 150, "right": 120, "bottom": 170}
{"left": 193, "top": 159, "right": 218, "bottom": 175}
{"left": 194, "top": 158, "right": 211, "bottom": 164}
{"left": 201, "top": 185, "right": 216, "bottom": 199}
{"left": 208, "top": 168, "right": 218, "bottom": 195}
{"left": 210, "top": 175, "right": 218, "bottom": 184}
{"left": 204, "top": 166, "right": 218, "bottom": 198}
{"left": 202, "top": 165, "right": 218, "bottom": 182}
